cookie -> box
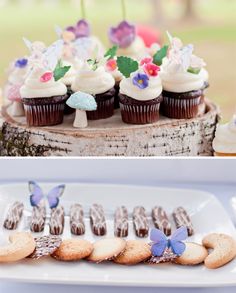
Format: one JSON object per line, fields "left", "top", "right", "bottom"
{"left": 3, "top": 202, "right": 24, "bottom": 230}
{"left": 152, "top": 206, "right": 171, "bottom": 236}
{"left": 49, "top": 206, "right": 65, "bottom": 235}
{"left": 0, "top": 232, "right": 36, "bottom": 263}
{"left": 172, "top": 207, "right": 194, "bottom": 236}
{"left": 203, "top": 233, "right": 236, "bottom": 269}
{"left": 29, "top": 235, "right": 62, "bottom": 259}
{"left": 114, "top": 240, "right": 151, "bottom": 265}
{"left": 175, "top": 242, "right": 208, "bottom": 265}
{"left": 133, "top": 206, "right": 149, "bottom": 238}
{"left": 114, "top": 206, "right": 129, "bottom": 237}
{"left": 70, "top": 204, "right": 85, "bottom": 236}
{"left": 87, "top": 238, "right": 126, "bottom": 263}
{"left": 52, "top": 239, "right": 93, "bottom": 261}
{"left": 90, "top": 204, "right": 107, "bottom": 236}
{"left": 30, "top": 204, "right": 46, "bottom": 233}
{"left": 148, "top": 249, "right": 178, "bottom": 264}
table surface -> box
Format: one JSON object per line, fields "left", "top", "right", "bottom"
{"left": 1, "top": 182, "right": 236, "bottom": 293}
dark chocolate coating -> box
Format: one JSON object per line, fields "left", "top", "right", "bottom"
{"left": 49, "top": 206, "right": 65, "bottom": 235}
{"left": 133, "top": 206, "right": 149, "bottom": 238}
{"left": 70, "top": 204, "right": 85, "bottom": 236}
{"left": 152, "top": 206, "right": 171, "bottom": 236}
{"left": 172, "top": 207, "right": 194, "bottom": 236}
{"left": 30, "top": 204, "right": 46, "bottom": 233}
{"left": 114, "top": 206, "right": 129, "bottom": 237}
{"left": 90, "top": 204, "right": 107, "bottom": 236}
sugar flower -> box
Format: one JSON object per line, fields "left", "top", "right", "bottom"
{"left": 143, "top": 63, "right": 160, "bottom": 77}
{"left": 132, "top": 73, "right": 149, "bottom": 89}
{"left": 109, "top": 21, "right": 136, "bottom": 49}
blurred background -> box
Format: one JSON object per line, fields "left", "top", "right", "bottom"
{"left": 0, "top": 0, "right": 235, "bottom": 120}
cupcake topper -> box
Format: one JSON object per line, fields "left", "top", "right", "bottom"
{"left": 150, "top": 226, "right": 188, "bottom": 257}
{"left": 29, "top": 181, "right": 65, "bottom": 209}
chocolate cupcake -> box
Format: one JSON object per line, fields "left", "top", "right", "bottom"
{"left": 118, "top": 57, "right": 163, "bottom": 124}
{"left": 71, "top": 62, "right": 115, "bottom": 120}
{"left": 160, "top": 33, "right": 206, "bottom": 119}
{"left": 20, "top": 66, "right": 68, "bottom": 127}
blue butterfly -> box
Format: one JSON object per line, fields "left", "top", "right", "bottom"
{"left": 150, "top": 226, "right": 188, "bottom": 257}
{"left": 29, "top": 181, "right": 65, "bottom": 209}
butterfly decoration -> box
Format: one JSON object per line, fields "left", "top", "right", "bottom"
{"left": 150, "top": 226, "right": 188, "bottom": 257}
{"left": 29, "top": 181, "right": 65, "bottom": 209}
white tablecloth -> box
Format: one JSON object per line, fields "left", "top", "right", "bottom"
{"left": 1, "top": 182, "right": 236, "bottom": 293}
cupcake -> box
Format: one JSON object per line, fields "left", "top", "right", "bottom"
{"left": 71, "top": 61, "right": 115, "bottom": 120}
{"left": 4, "top": 57, "right": 29, "bottom": 116}
{"left": 20, "top": 65, "right": 68, "bottom": 127}
{"left": 213, "top": 115, "right": 236, "bottom": 156}
{"left": 118, "top": 56, "right": 163, "bottom": 124}
{"left": 160, "top": 33, "right": 206, "bottom": 119}
{"left": 109, "top": 21, "right": 148, "bottom": 61}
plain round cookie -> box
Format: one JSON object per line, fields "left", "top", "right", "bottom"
{"left": 87, "top": 238, "right": 126, "bottom": 263}
{"left": 175, "top": 242, "right": 208, "bottom": 265}
{"left": 114, "top": 240, "right": 151, "bottom": 265}
{"left": 203, "top": 233, "right": 236, "bottom": 269}
{"left": 52, "top": 239, "right": 93, "bottom": 261}
{"left": 0, "top": 232, "right": 36, "bottom": 263}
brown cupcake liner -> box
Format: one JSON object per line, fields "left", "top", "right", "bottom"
{"left": 161, "top": 90, "right": 202, "bottom": 119}
{"left": 114, "top": 81, "right": 121, "bottom": 109}
{"left": 119, "top": 94, "right": 163, "bottom": 124}
{"left": 22, "top": 95, "right": 67, "bottom": 127}
{"left": 87, "top": 88, "right": 115, "bottom": 120}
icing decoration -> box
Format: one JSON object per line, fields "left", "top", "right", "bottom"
{"left": 109, "top": 20, "right": 136, "bottom": 49}
{"left": 104, "top": 45, "right": 118, "bottom": 60}
{"left": 53, "top": 60, "right": 71, "bottom": 82}
{"left": 62, "top": 31, "right": 76, "bottom": 43}
{"left": 132, "top": 73, "right": 149, "bottom": 89}
{"left": 29, "top": 181, "right": 65, "bottom": 209}
{"left": 117, "top": 56, "right": 139, "bottom": 78}
{"left": 66, "top": 92, "right": 97, "bottom": 111}
{"left": 40, "top": 72, "right": 53, "bottom": 83}
{"left": 153, "top": 45, "right": 169, "bottom": 66}
{"left": 150, "top": 226, "right": 188, "bottom": 257}
{"left": 7, "top": 84, "right": 22, "bottom": 102}
{"left": 140, "top": 57, "right": 153, "bottom": 66}
{"left": 66, "top": 19, "right": 90, "bottom": 39}
{"left": 106, "top": 59, "right": 117, "bottom": 71}
{"left": 143, "top": 63, "right": 160, "bottom": 77}
{"left": 15, "top": 58, "right": 28, "bottom": 69}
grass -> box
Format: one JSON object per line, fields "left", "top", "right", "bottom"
{"left": 0, "top": 0, "right": 235, "bottom": 120}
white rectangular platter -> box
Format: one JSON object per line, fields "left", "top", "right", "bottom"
{"left": 0, "top": 183, "right": 235, "bottom": 288}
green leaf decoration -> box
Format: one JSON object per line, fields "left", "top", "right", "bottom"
{"left": 117, "top": 56, "right": 139, "bottom": 78}
{"left": 153, "top": 45, "right": 169, "bottom": 66}
{"left": 53, "top": 61, "right": 71, "bottom": 81}
{"left": 104, "top": 45, "right": 118, "bottom": 60}
{"left": 187, "top": 67, "right": 201, "bottom": 74}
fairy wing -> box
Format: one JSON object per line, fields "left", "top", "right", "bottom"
{"left": 150, "top": 228, "right": 168, "bottom": 257}
{"left": 169, "top": 226, "right": 188, "bottom": 256}
{"left": 47, "top": 184, "right": 65, "bottom": 209}
{"left": 74, "top": 38, "right": 93, "bottom": 60}
{"left": 44, "top": 40, "right": 64, "bottom": 70}
{"left": 55, "top": 25, "right": 63, "bottom": 38}
{"left": 28, "top": 181, "right": 44, "bottom": 207}
{"left": 23, "top": 37, "right": 33, "bottom": 52}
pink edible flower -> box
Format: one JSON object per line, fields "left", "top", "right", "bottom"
{"left": 40, "top": 72, "right": 53, "bottom": 83}
{"left": 106, "top": 59, "right": 117, "bottom": 71}
{"left": 140, "top": 57, "right": 153, "bottom": 66}
{"left": 143, "top": 63, "right": 160, "bottom": 77}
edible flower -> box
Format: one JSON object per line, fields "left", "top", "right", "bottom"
{"left": 109, "top": 20, "right": 136, "bottom": 49}
{"left": 132, "top": 73, "right": 149, "bottom": 89}
{"left": 66, "top": 19, "right": 90, "bottom": 39}
{"left": 40, "top": 72, "right": 53, "bottom": 83}
{"left": 15, "top": 58, "right": 28, "bottom": 69}
{"left": 106, "top": 59, "right": 117, "bottom": 71}
{"left": 140, "top": 57, "right": 153, "bottom": 66}
{"left": 143, "top": 63, "right": 160, "bottom": 77}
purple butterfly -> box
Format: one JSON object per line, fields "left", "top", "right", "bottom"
{"left": 29, "top": 181, "right": 65, "bottom": 209}
{"left": 66, "top": 19, "right": 90, "bottom": 39}
{"left": 150, "top": 226, "right": 188, "bottom": 257}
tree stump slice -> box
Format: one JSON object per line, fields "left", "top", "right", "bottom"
{"left": 0, "top": 99, "right": 220, "bottom": 157}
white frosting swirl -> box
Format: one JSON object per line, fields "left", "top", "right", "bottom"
{"left": 61, "top": 61, "right": 81, "bottom": 86}
{"left": 213, "top": 116, "right": 236, "bottom": 154}
{"left": 118, "top": 36, "right": 147, "bottom": 61}
{"left": 20, "top": 66, "right": 67, "bottom": 98}
{"left": 109, "top": 68, "right": 123, "bottom": 83}
{"left": 199, "top": 68, "right": 209, "bottom": 83}
{"left": 72, "top": 63, "right": 115, "bottom": 95}
{"left": 120, "top": 69, "right": 162, "bottom": 101}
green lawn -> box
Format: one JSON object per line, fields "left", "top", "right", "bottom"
{"left": 0, "top": 0, "right": 235, "bottom": 120}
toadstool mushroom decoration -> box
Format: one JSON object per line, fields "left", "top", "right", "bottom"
{"left": 66, "top": 91, "right": 97, "bottom": 128}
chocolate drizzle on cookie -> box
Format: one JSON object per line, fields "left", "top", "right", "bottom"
{"left": 133, "top": 206, "right": 149, "bottom": 238}
{"left": 114, "top": 206, "right": 129, "bottom": 237}
{"left": 49, "top": 206, "right": 65, "bottom": 235}
{"left": 152, "top": 206, "right": 171, "bottom": 236}
{"left": 70, "top": 204, "right": 85, "bottom": 236}
{"left": 30, "top": 204, "right": 46, "bottom": 233}
{"left": 3, "top": 202, "right": 24, "bottom": 230}
{"left": 172, "top": 207, "right": 194, "bottom": 236}
{"left": 90, "top": 204, "right": 107, "bottom": 236}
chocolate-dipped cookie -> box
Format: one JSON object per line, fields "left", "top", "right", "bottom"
{"left": 90, "top": 204, "right": 107, "bottom": 236}
{"left": 172, "top": 207, "right": 194, "bottom": 236}
{"left": 30, "top": 204, "right": 46, "bottom": 233}
{"left": 133, "top": 206, "right": 149, "bottom": 238}
{"left": 70, "top": 204, "right": 85, "bottom": 236}
{"left": 152, "top": 206, "right": 171, "bottom": 236}
{"left": 3, "top": 202, "right": 24, "bottom": 230}
{"left": 49, "top": 206, "right": 65, "bottom": 235}
{"left": 114, "top": 206, "right": 129, "bottom": 237}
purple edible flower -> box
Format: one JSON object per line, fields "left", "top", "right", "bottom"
{"left": 66, "top": 19, "right": 90, "bottom": 39}
{"left": 109, "top": 20, "right": 136, "bottom": 49}
{"left": 15, "top": 58, "right": 28, "bottom": 68}
{"left": 132, "top": 73, "right": 149, "bottom": 89}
